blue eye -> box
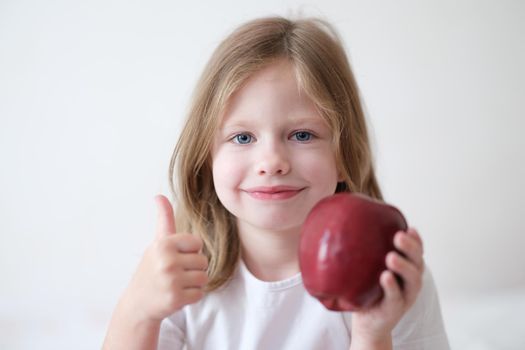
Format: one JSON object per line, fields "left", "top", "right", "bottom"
{"left": 233, "top": 133, "right": 253, "bottom": 144}
{"left": 291, "top": 131, "right": 313, "bottom": 142}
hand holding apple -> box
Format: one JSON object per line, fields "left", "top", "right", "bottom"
{"left": 299, "top": 192, "right": 408, "bottom": 311}
{"left": 299, "top": 192, "right": 426, "bottom": 345}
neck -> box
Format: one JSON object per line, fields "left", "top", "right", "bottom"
{"left": 237, "top": 221, "right": 301, "bottom": 282}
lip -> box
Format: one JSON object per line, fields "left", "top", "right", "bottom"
{"left": 243, "top": 186, "right": 305, "bottom": 200}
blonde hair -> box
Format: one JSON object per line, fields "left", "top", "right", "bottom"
{"left": 169, "top": 16, "right": 383, "bottom": 291}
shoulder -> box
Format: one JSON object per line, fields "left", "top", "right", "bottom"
{"left": 160, "top": 264, "right": 354, "bottom": 349}
{"left": 158, "top": 268, "right": 243, "bottom": 349}
{"left": 392, "top": 265, "right": 451, "bottom": 349}
{"left": 159, "top": 309, "right": 186, "bottom": 350}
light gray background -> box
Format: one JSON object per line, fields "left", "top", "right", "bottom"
{"left": 1, "top": 0, "right": 524, "bottom": 349}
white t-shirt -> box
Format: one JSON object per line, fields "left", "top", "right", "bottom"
{"left": 158, "top": 261, "right": 450, "bottom": 349}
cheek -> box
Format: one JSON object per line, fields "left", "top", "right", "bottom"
{"left": 295, "top": 149, "right": 339, "bottom": 189}
{"left": 212, "top": 150, "right": 244, "bottom": 191}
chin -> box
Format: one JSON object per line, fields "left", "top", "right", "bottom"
{"left": 244, "top": 210, "right": 307, "bottom": 233}
{"left": 256, "top": 221, "right": 301, "bottom": 233}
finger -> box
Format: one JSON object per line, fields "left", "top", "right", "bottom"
{"left": 380, "top": 270, "right": 402, "bottom": 303}
{"left": 181, "top": 288, "right": 205, "bottom": 305}
{"left": 406, "top": 227, "right": 424, "bottom": 253}
{"left": 394, "top": 232, "right": 424, "bottom": 271}
{"left": 173, "top": 233, "right": 204, "bottom": 254}
{"left": 176, "top": 252, "right": 208, "bottom": 271}
{"left": 155, "top": 194, "right": 176, "bottom": 238}
{"left": 181, "top": 270, "right": 209, "bottom": 288}
{"left": 386, "top": 251, "right": 422, "bottom": 301}
{"left": 168, "top": 269, "right": 208, "bottom": 289}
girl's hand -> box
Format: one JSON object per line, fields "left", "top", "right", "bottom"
{"left": 121, "top": 194, "right": 209, "bottom": 323}
{"left": 350, "top": 227, "right": 424, "bottom": 349}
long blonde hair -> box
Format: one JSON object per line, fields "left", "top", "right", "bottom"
{"left": 169, "top": 16, "right": 382, "bottom": 291}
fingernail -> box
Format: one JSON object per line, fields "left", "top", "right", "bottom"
{"left": 386, "top": 251, "right": 396, "bottom": 264}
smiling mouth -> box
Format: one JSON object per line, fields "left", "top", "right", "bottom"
{"left": 243, "top": 186, "right": 305, "bottom": 200}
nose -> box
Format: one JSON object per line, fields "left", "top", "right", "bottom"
{"left": 256, "top": 142, "right": 291, "bottom": 176}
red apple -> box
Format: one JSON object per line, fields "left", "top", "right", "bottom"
{"left": 299, "top": 192, "right": 407, "bottom": 311}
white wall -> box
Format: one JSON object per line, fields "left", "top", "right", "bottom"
{"left": 1, "top": 0, "right": 524, "bottom": 349}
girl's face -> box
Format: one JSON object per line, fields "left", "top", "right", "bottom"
{"left": 211, "top": 59, "right": 341, "bottom": 234}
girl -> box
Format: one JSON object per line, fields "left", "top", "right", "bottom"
{"left": 103, "top": 16, "right": 449, "bottom": 350}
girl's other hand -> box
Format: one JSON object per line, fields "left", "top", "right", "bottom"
{"left": 350, "top": 227, "right": 424, "bottom": 349}
{"left": 121, "top": 194, "right": 209, "bottom": 323}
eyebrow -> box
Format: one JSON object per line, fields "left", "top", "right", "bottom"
{"left": 287, "top": 116, "right": 327, "bottom": 125}
{"left": 218, "top": 121, "right": 251, "bottom": 131}
{"left": 221, "top": 115, "right": 326, "bottom": 128}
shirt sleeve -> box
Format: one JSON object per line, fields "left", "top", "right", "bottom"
{"left": 392, "top": 265, "right": 450, "bottom": 350}
{"left": 157, "top": 309, "right": 186, "bottom": 350}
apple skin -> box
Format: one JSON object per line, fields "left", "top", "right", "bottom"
{"left": 299, "top": 192, "right": 407, "bottom": 311}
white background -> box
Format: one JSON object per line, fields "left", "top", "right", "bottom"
{"left": 1, "top": 0, "right": 524, "bottom": 349}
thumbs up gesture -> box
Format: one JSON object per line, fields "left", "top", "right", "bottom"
{"left": 123, "top": 194, "right": 209, "bottom": 322}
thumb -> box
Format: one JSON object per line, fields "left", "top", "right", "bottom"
{"left": 154, "top": 194, "right": 176, "bottom": 238}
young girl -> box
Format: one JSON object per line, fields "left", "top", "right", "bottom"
{"left": 103, "top": 16, "right": 449, "bottom": 350}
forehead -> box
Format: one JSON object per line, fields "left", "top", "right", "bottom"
{"left": 218, "top": 59, "right": 325, "bottom": 127}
